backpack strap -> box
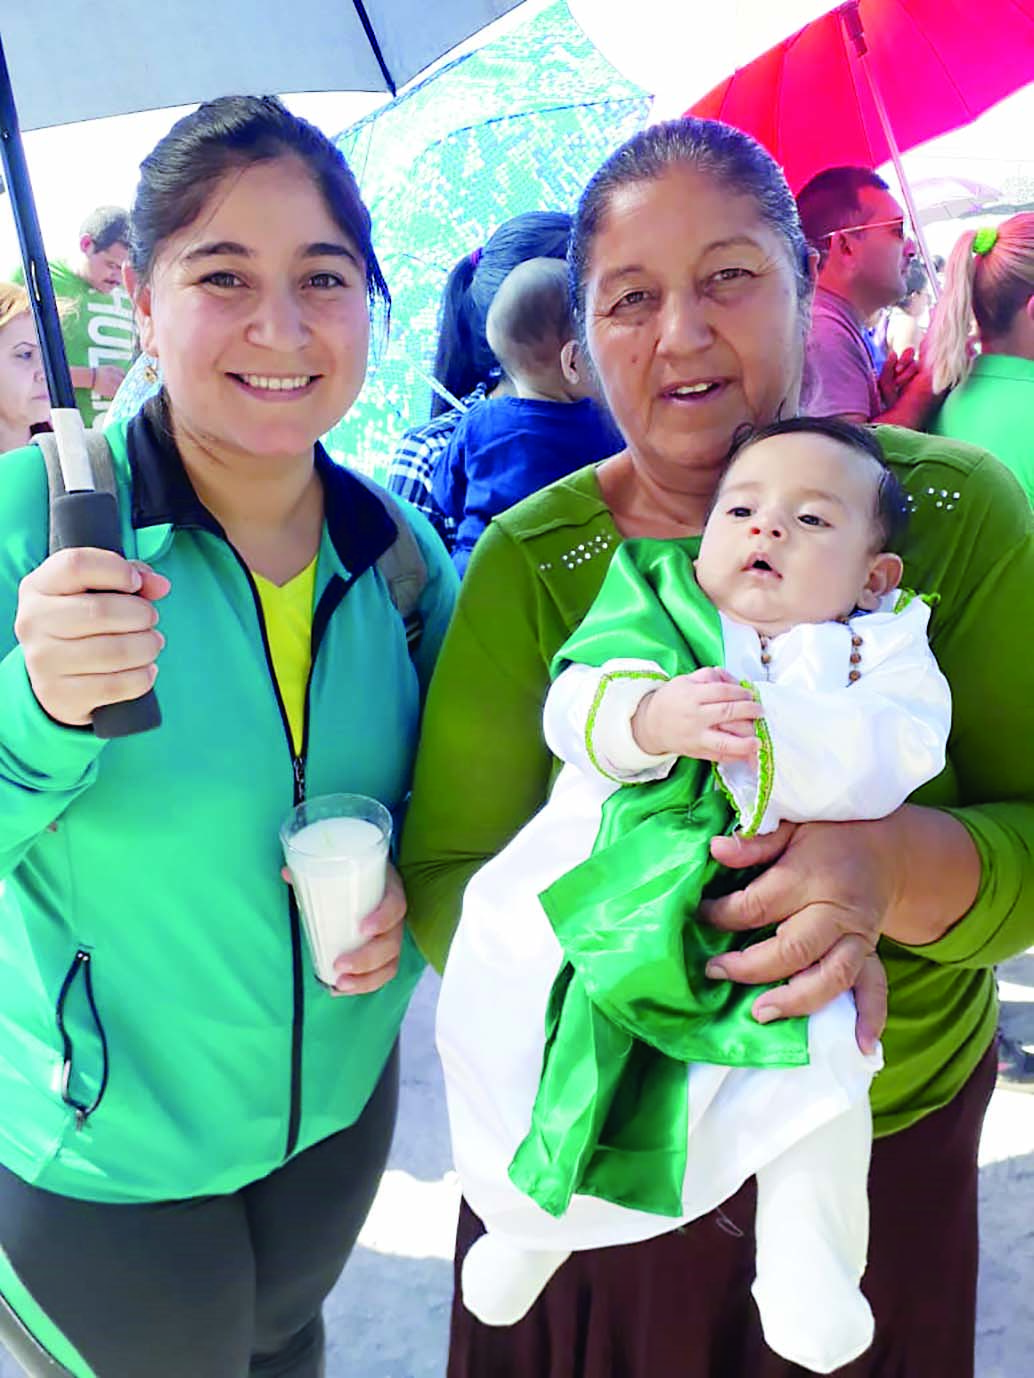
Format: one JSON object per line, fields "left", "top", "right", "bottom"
{"left": 38, "top": 429, "right": 119, "bottom": 555}
{"left": 347, "top": 470, "right": 429, "bottom": 656}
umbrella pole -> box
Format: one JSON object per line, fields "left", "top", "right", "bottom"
{"left": 0, "top": 31, "right": 95, "bottom": 485}
{"left": 0, "top": 31, "right": 161, "bottom": 738}
{"left": 840, "top": 2, "right": 941, "bottom": 300}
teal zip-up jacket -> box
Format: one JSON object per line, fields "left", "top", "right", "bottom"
{"left": 0, "top": 403, "right": 458, "bottom": 1203}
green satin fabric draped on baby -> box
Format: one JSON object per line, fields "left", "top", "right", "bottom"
{"left": 507, "top": 538, "right": 808, "bottom": 1219}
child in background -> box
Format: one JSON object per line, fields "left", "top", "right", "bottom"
{"left": 432, "top": 257, "right": 621, "bottom": 575}
{"left": 436, "top": 417, "right": 951, "bottom": 1374}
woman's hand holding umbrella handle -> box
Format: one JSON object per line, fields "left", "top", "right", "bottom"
{"left": 14, "top": 548, "right": 170, "bottom": 729}
{"left": 698, "top": 817, "right": 903, "bottom": 1054}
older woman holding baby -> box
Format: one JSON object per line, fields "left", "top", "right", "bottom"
{"left": 401, "top": 119, "right": 1034, "bottom": 1378}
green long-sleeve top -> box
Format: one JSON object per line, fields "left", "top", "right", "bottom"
{"left": 401, "top": 426, "right": 1034, "bottom": 1138}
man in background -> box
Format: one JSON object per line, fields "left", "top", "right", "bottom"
{"left": 14, "top": 206, "right": 134, "bottom": 426}
{"left": 796, "top": 167, "right": 939, "bottom": 428}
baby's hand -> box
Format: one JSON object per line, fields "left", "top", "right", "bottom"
{"left": 631, "top": 667, "right": 762, "bottom": 762}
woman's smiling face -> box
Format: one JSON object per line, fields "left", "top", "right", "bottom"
{"left": 583, "top": 164, "right": 808, "bottom": 494}
{"left": 131, "top": 155, "right": 371, "bottom": 468}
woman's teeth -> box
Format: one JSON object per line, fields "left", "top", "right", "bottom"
{"left": 239, "top": 374, "right": 312, "bottom": 391}
{"left": 669, "top": 382, "right": 718, "bottom": 397}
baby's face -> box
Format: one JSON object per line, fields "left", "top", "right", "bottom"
{"left": 695, "top": 432, "right": 892, "bottom": 636}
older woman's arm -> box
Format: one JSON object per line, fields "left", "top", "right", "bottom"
{"left": 400, "top": 522, "right": 561, "bottom": 971}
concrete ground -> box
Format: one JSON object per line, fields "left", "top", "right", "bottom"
{"left": 2, "top": 954, "right": 1032, "bottom": 1377}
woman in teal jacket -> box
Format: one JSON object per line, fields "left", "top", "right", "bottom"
{"left": 0, "top": 97, "right": 456, "bottom": 1377}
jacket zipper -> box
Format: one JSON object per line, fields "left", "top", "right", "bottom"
{"left": 232, "top": 546, "right": 348, "bottom": 1160}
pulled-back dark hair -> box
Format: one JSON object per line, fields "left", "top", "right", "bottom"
{"left": 726, "top": 415, "right": 910, "bottom": 551}
{"left": 130, "top": 95, "right": 389, "bottom": 324}
{"left": 569, "top": 118, "right": 812, "bottom": 338}
{"left": 430, "top": 211, "right": 571, "bottom": 417}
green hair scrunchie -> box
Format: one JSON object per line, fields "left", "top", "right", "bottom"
{"left": 972, "top": 226, "right": 998, "bottom": 256}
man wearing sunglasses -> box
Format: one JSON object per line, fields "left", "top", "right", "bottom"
{"left": 797, "top": 167, "right": 940, "bottom": 429}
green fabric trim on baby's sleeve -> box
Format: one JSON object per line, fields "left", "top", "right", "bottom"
{"left": 584, "top": 670, "right": 667, "bottom": 783}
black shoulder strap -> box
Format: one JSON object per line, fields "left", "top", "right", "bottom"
{"left": 347, "top": 470, "right": 429, "bottom": 655}
{"left": 38, "top": 429, "right": 118, "bottom": 555}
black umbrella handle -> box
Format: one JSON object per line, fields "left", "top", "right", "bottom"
{"left": 51, "top": 491, "right": 162, "bottom": 739}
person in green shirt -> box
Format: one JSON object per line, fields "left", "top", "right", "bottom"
{"left": 14, "top": 206, "right": 134, "bottom": 426}
{"left": 927, "top": 213, "right": 1034, "bottom": 504}
{"left": 401, "top": 118, "right": 1034, "bottom": 1378}
{"left": 926, "top": 213, "right": 1034, "bottom": 1090}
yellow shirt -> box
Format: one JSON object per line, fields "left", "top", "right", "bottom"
{"left": 252, "top": 558, "right": 317, "bottom": 755}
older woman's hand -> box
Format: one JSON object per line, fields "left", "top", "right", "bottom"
{"left": 700, "top": 819, "right": 899, "bottom": 1054}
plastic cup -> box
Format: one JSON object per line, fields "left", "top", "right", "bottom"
{"left": 280, "top": 793, "right": 392, "bottom": 987}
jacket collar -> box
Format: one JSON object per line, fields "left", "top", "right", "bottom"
{"left": 127, "top": 394, "right": 396, "bottom": 578}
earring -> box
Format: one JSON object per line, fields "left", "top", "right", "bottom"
{"left": 141, "top": 356, "right": 160, "bottom": 386}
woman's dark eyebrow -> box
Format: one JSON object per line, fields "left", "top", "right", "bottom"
{"left": 182, "top": 241, "right": 251, "bottom": 263}
{"left": 182, "top": 241, "right": 359, "bottom": 266}
{"left": 303, "top": 243, "right": 360, "bottom": 266}
{"left": 703, "top": 235, "right": 765, "bottom": 253}
{"left": 596, "top": 265, "right": 646, "bottom": 294}
{"left": 597, "top": 237, "right": 766, "bottom": 292}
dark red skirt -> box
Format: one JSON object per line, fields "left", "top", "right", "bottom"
{"left": 447, "top": 1039, "right": 996, "bottom": 1378}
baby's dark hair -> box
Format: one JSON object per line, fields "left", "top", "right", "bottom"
{"left": 723, "top": 416, "right": 910, "bottom": 551}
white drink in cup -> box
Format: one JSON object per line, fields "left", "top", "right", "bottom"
{"left": 280, "top": 793, "right": 392, "bottom": 987}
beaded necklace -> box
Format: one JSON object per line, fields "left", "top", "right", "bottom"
{"left": 756, "top": 615, "right": 864, "bottom": 685}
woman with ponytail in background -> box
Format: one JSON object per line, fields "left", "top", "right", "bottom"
{"left": 386, "top": 212, "right": 571, "bottom": 545}
{"left": 927, "top": 214, "right": 1034, "bottom": 1094}
{"left": 927, "top": 214, "right": 1034, "bottom": 503}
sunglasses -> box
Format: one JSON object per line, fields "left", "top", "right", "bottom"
{"left": 820, "top": 217, "right": 909, "bottom": 240}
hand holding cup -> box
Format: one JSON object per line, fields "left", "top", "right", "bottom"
{"left": 280, "top": 793, "right": 402, "bottom": 994}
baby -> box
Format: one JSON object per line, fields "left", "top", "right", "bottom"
{"left": 431, "top": 256, "right": 620, "bottom": 575}
{"left": 436, "top": 417, "right": 951, "bottom": 1374}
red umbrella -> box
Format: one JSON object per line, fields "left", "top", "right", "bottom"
{"left": 686, "top": 1, "right": 1034, "bottom": 196}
